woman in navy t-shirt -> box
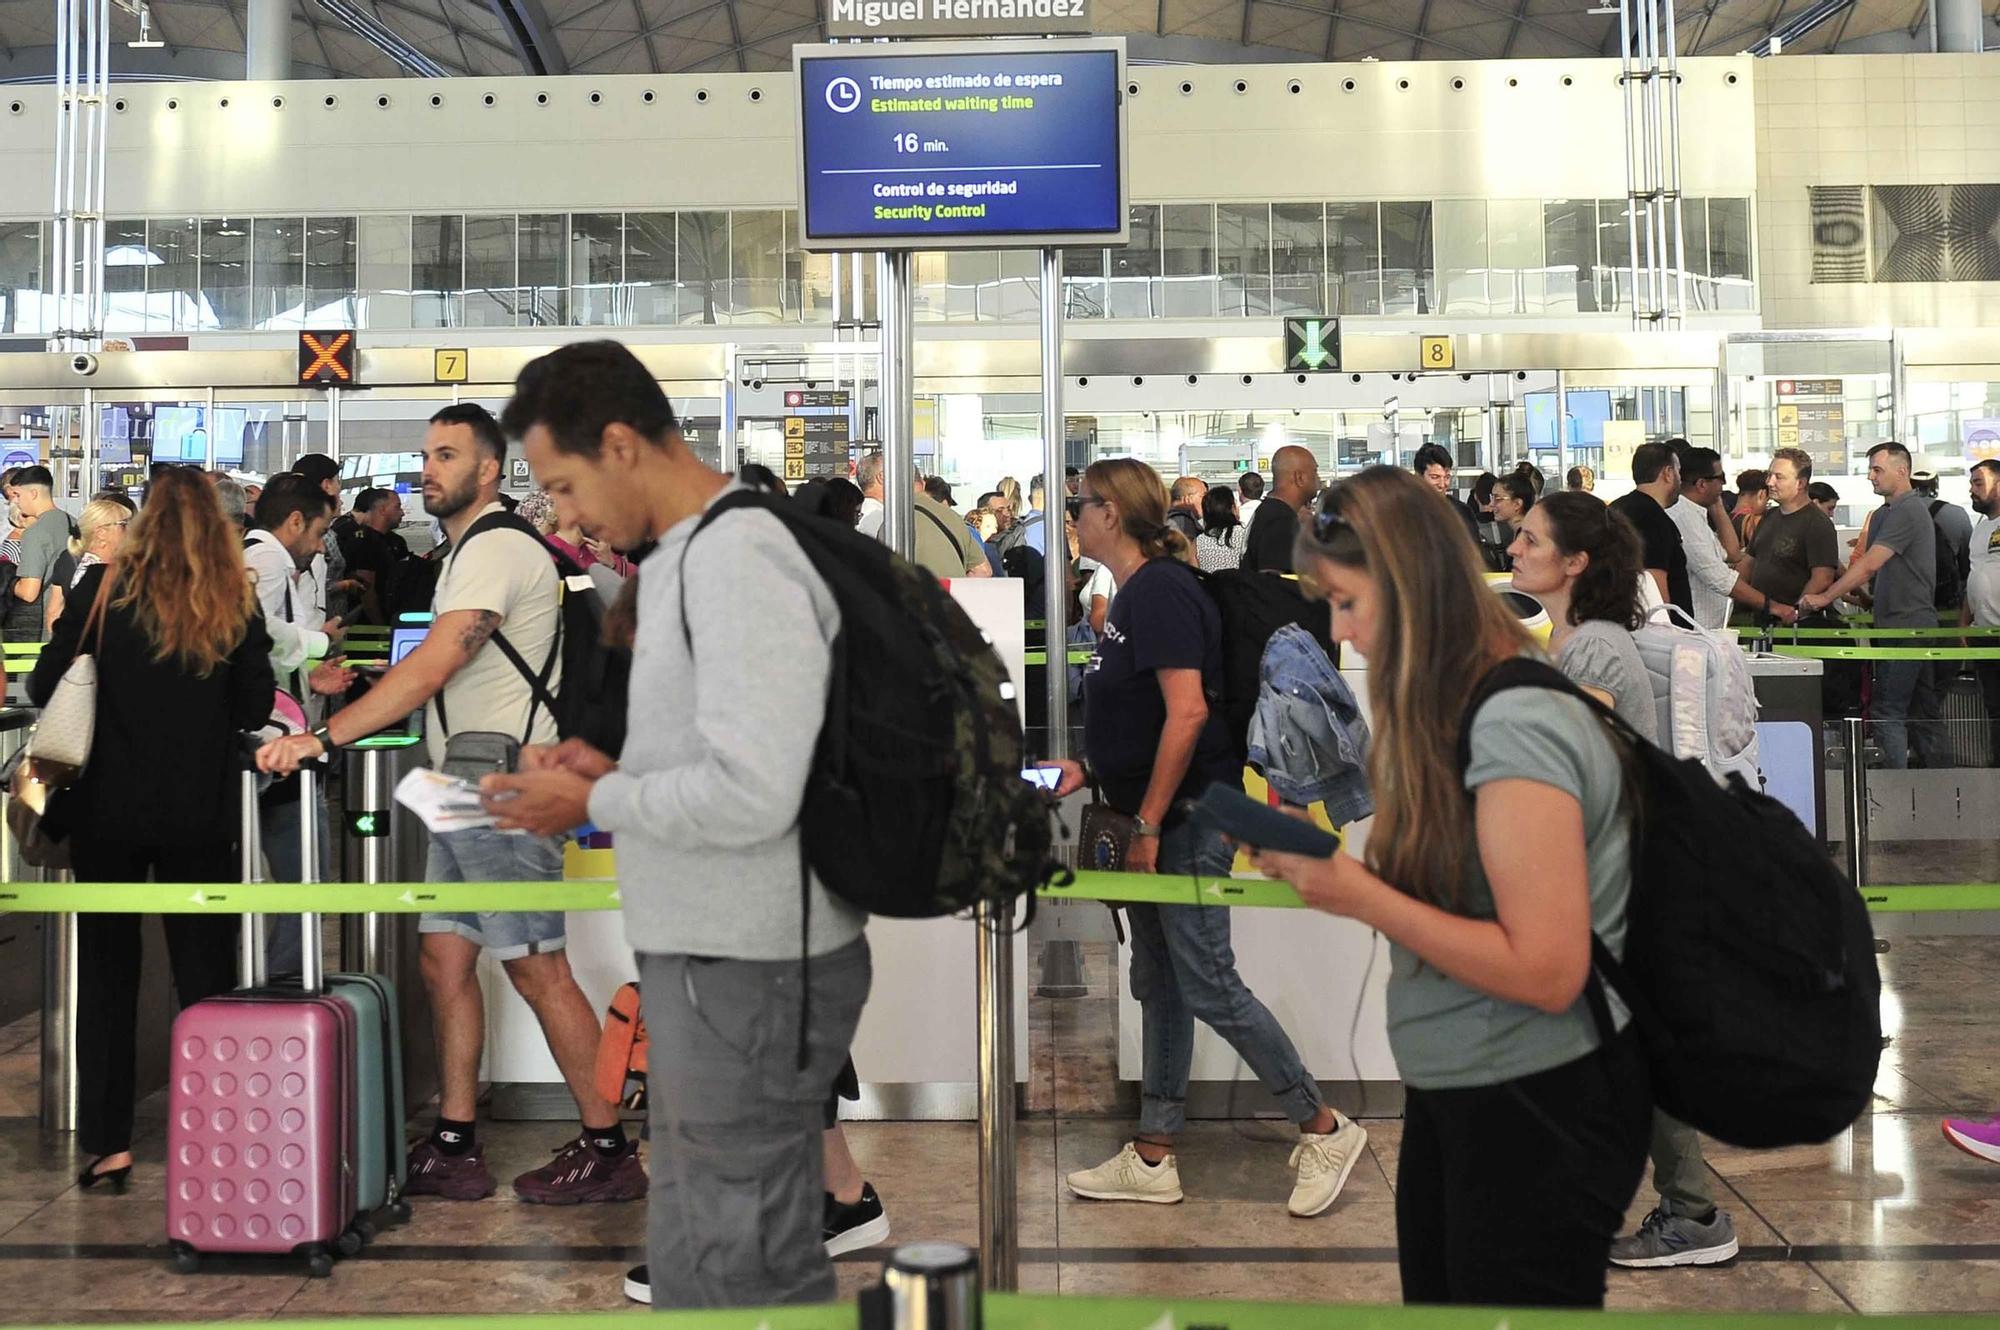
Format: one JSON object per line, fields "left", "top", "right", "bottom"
{"left": 1046, "top": 458, "right": 1368, "bottom": 1221}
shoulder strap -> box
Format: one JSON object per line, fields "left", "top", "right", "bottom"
{"left": 1453, "top": 655, "right": 1629, "bottom": 776}
{"left": 437, "top": 509, "right": 566, "bottom": 742}
{"left": 916, "top": 502, "right": 964, "bottom": 563}
{"left": 678, "top": 489, "right": 779, "bottom": 650}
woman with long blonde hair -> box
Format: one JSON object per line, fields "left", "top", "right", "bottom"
{"left": 1046, "top": 457, "right": 1365, "bottom": 1220}
{"left": 28, "top": 466, "right": 276, "bottom": 1195}
{"left": 1250, "top": 465, "right": 1649, "bottom": 1308}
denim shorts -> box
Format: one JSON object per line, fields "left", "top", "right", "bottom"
{"left": 418, "top": 827, "right": 568, "bottom": 961}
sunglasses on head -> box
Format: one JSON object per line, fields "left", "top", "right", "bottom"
{"left": 1312, "top": 490, "right": 1353, "bottom": 544}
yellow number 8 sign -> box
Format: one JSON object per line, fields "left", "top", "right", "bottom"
{"left": 1420, "top": 335, "right": 1454, "bottom": 370}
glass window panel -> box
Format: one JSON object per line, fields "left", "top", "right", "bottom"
{"left": 462, "top": 215, "right": 517, "bottom": 328}
{"left": 1217, "top": 204, "right": 1272, "bottom": 318}
{"left": 1678, "top": 198, "right": 1713, "bottom": 311}
{"left": 411, "top": 214, "right": 463, "bottom": 328}
{"left": 568, "top": 213, "right": 622, "bottom": 326}
{"left": 515, "top": 213, "right": 568, "bottom": 327}
{"left": 676, "top": 212, "right": 729, "bottom": 325}
{"left": 1596, "top": 198, "right": 1633, "bottom": 312}
{"left": 1435, "top": 200, "right": 1489, "bottom": 316}
{"left": 729, "top": 210, "right": 785, "bottom": 322}
{"left": 252, "top": 217, "right": 306, "bottom": 329}
{"left": 1161, "top": 204, "right": 1216, "bottom": 318}
{"left": 148, "top": 218, "right": 203, "bottom": 331}
{"left": 200, "top": 217, "right": 252, "bottom": 330}
{"left": 624, "top": 212, "right": 677, "bottom": 325}
{"left": 789, "top": 216, "right": 833, "bottom": 325}
{"left": 992, "top": 250, "right": 1039, "bottom": 321}
{"left": 910, "top": 252, "right": 951, "bottom": 321}
{"left": 1488, "top": 199, "right": 1543, "bottom": 315}
{"left": 1709, "top": 198, "right": 1754, "bottom": 311}
{"left": 1541, "top": 200, "right": 1596, "bottom": 313}
{"left": 0, "top": 221, "right": 45, "bottom": 335}
{"left": 356, "top": 215, "right": 411, "bottom": 330}
{"left": 304, "top": 217, "right": 357, "bottom": 327}
{"left": 949, "top": 250, "right": 998, "bottom": 321}
{"left": 1326, "top": 203, "right": 1379, "bottom": 316}
{"left": 1379, "top": 202, "right": 1433, "bottom": 315}
{"left": 1271, "top": 203, "right": 1324, "bottom": 317}
{"left": 102, "top": 219, "right": 149, "bottom": 333}
{"left": 1062, "top": 245, "right": 1106, "bottom": 319}
{"left": 1108, "top": 205, "right": 1161, "bottom": 319}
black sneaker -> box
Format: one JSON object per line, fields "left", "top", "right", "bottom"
{"left": 824, "top": 1182, "right": 891, "bottom": 1256}
{"left": 623, "top": 1264, "right": 649, "bottom": 1305}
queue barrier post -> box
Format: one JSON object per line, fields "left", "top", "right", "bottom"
{"left": 1842, "top": 715, "right": 1870, "bottom": 898}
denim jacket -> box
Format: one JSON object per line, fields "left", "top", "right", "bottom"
{"left": 1245, "top": 624, "right": 1373, "bottom": 825}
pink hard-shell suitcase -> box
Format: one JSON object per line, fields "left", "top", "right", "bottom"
{"left": 166, "top": 767, "right": 359, "bottom": 1278}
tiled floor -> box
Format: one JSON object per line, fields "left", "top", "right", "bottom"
{"left": 3, "top": 936, "right": 2000, "bottom": 1322}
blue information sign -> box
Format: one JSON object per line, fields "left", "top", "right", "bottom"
{"left": 794, "top": 39, "right": 1127, "bottom": 251}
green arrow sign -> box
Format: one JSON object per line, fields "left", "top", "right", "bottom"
{"left": 1285, "top": 317, "right": 1340, "bottom": 373}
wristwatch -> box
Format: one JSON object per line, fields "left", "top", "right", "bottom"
{"left": 1133, "top": 817, "right": 1163, "bottom": 839}
{"left": 308, "top": 725, "right": 336, "bottom": 755}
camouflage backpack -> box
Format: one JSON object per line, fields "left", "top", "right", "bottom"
{"left": 680, "top": 490, "right": 1057, "bottom": 925}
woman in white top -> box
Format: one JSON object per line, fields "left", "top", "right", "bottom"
{"left": 1193, "top": 487, "right": 1245, "bottom": 573}
{"left": 45, "top": 496, "right": 135, "bottom": 627}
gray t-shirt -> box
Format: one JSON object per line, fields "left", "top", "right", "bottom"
{"left": 1385, "top": 681, "right": 1632, "bottom": 1090}
{"left": 1867, "top": 488, "right": 1938, "bottom": 627}
{"left": 1969, "top": 514, "right": 2000, "bottom": 628}
{"left": 1555, "top": 620, "right": 1659, "bottom": 746}
{"left": 12, "top": 510, "right": 73, "bottom": 637}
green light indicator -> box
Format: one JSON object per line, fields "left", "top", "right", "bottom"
{"left": 347, "top": 810, "right": 389, "bottom": 838}
{"left": 1297, "top": 320, "right": 1331, "bottom": 369}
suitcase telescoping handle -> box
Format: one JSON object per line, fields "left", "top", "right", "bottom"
{"left": 236, "top": 762, "right": 326, "bottom": 994}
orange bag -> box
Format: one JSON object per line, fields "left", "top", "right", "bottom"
{"left": 593, "top": 983, "right": 648, "bottom": 1108}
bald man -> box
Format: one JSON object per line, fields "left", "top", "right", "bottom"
{"left": 1167, "top": 475, "right": 1208, "bottom": 541}
{"left": 1242, "top": 445, "right": 1321, "bottom": 574}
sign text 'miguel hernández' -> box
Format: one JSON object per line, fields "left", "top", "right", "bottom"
{"left": 826, "top": 0, "right": 1090, "bottom": 37}
{"left": 794, "top": 40, "right": 1127, "bottom": 251}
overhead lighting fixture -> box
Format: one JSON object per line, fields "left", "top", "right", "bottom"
{"left": 128, "top": 3, "right": 164, "bottom": 47}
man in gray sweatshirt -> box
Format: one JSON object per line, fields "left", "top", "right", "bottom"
{"left": 482, "top": 341, "right": 871, "bottom": 1311}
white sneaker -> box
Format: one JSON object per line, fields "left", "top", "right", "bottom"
{"left": 1065, "top": 1142, "right": 1184, "bottom": 1204}
{"left": 1287, "top": 1117, "right": 1368, "bottom": 1218}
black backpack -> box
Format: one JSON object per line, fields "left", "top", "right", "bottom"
{"left": 444, "top": 512, "right": 631, "bottom": 758}
{"left": 1928, "top": 500, "right": 1968, "bottom": 610}
{"left": 1199, "top": 568, "right": 1336, "bottom": 767}
{"left": 1459, "top": 657, "right": 1881, "bottom": 1149}
{"left": 680, "top": 490, "right": 1056, "bottom": 921}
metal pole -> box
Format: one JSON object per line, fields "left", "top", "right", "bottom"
{"left": 976, "top": 899, "right": 1017, "bottom": 1292}
{"left": 340, "top": 747, "right": 391, "bottom": 973}
{"left": 241, "top": 768, "right": 265, "bottom": 989}
{"left": 1555, "top": 371, "right": 1570, "bottom": 479}
{"left": 326, "top": 385, "right": 343, "bottom": 462}
{"left": 39, "top": 915, "right": 78, "bottom": 1131}
{"left": 877, "top": 251, "right": 915, "bottom": 561}
{"left": 1618, "top": 0, "right": 1642, "bottom": 328}
{"left": 298, "top": 764, "right": 323, "bottom": 992}
{"left": 1039, "top": 248, "right": 1069, "bottom": 756}
{"left": 1843, "top": 715, "right": 1869, "bottom": 893}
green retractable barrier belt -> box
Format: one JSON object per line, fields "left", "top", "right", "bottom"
{"left": 0, "top": 872, "right": 1976, "bottom": 914}
{"left": 1023, "top": 649, "right": 1094, "bottom": 667}
{"left": 1770, "top": 645, "right": 2000, "bottom": 661}
{"left": 1770, "top": 625, "right": 2000, "bottom": 640}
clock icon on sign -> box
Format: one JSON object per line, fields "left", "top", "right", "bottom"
{"left": 825, "top": 77, "right": 861, "bottom": 114}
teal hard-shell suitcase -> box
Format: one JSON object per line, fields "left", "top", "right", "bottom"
{"left": 328, "top": 971, "right": 410, "bottom": 1230}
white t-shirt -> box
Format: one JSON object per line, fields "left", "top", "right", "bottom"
{"left": 1081, "top": 562, "right": 1117, "bottom": 621}
{"left": 1968, "top": 514, "right": 2000, "bottom": 627}
{"left": 426, "top": 502, "right": 563, "bottom": 763}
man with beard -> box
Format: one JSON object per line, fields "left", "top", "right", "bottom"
{"left": 257, "top": 403, "right": 636, "bottom": 1207}
{"left": 1964, "top": 459, "right": 2000, "bottom": 766}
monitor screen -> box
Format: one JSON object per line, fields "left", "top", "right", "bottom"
{"left": 795, "top": 41, "right": 1127, "bottom": 250}
{"left": 1525, "top": 389, "right": 1614, "bottom": 448}
{"left": 390, "top": 627, "right": 428, "bottom": 665}
{"left": 150, "top": 406, "right": 245, "bottom": 466}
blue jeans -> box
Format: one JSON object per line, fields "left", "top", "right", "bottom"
{"left": 418, "top": 827, "right": 568, "bottom": 960}
{"left": 1874, "top": 659, "right": 1945, "bottom": 770}
{"left": 1127, "top": 812, "right": 1324, "bottom": 1136}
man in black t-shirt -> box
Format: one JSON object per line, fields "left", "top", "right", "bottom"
{"left": 1242, "top": 445, "right": 1320, "bottom": 574}
{"left": 337, "top": 486, "right": 406, "bottom": 625}
{"left": 1608, "top": 442, "right": 1691, "bottom": 615}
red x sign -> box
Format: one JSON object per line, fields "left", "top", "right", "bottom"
{"left": 298, "top": 330, "right": 357, "bottom": 386}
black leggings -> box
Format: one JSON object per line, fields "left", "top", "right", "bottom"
{"left": 1397, "top": 1031, "right": 1652, "bottom": 1309}
{"left": 71, "top": 839, "right": 239, "bottom": 1158}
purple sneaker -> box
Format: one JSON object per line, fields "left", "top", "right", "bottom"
{"left": 512, "top": 1135, "right": 647, "bottom": 1205}
{"left": 404, "top": 1137, "right": 498, "bottom": 1200}
{"left": 1944, "top": 1115, "right": 2000, "bottom": 1164}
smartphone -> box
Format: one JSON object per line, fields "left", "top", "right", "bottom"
{"left": 1020, "top": 766, "right": 1063, "bottom": 791}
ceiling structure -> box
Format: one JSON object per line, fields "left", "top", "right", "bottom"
{"left": 0, "top": 0, "right": 1990, "bottom": 80}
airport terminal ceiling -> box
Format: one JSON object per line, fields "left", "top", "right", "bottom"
{"left": 0, "top": 0, "right": 1980, "bottom": 81}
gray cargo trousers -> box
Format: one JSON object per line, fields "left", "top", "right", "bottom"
{"left": 639, "top": 936, "right": 872, "bottom": 1310}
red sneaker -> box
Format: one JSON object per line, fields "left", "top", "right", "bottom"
{"left": 512, "top": 1135, "right": 647, "bottom": 1205}
{"left": 404, "top": 1137, "right": 497, "bottom": 1201}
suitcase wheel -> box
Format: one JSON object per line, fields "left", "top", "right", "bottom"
{"left": 390, "top": 1198, "right": 414, "bottom": 1224}
{"left": 353, "top": 1216, "right": 378, "bottom": 1244}
{"left": 168, "top": 1242, "right": 200, "bottom": 1276}
{"left": 336, "top": 1229, "right": 364, "bottom": 1259}
{"left": 303, "top": 1245, "right": 335, "bottom": 1279}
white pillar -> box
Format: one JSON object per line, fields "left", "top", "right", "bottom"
{"left": 1934, "top": 0, "right": 1984, "bottom": 51}
{"left": 247, "top": 0, "right": 292, "bottom": 81}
